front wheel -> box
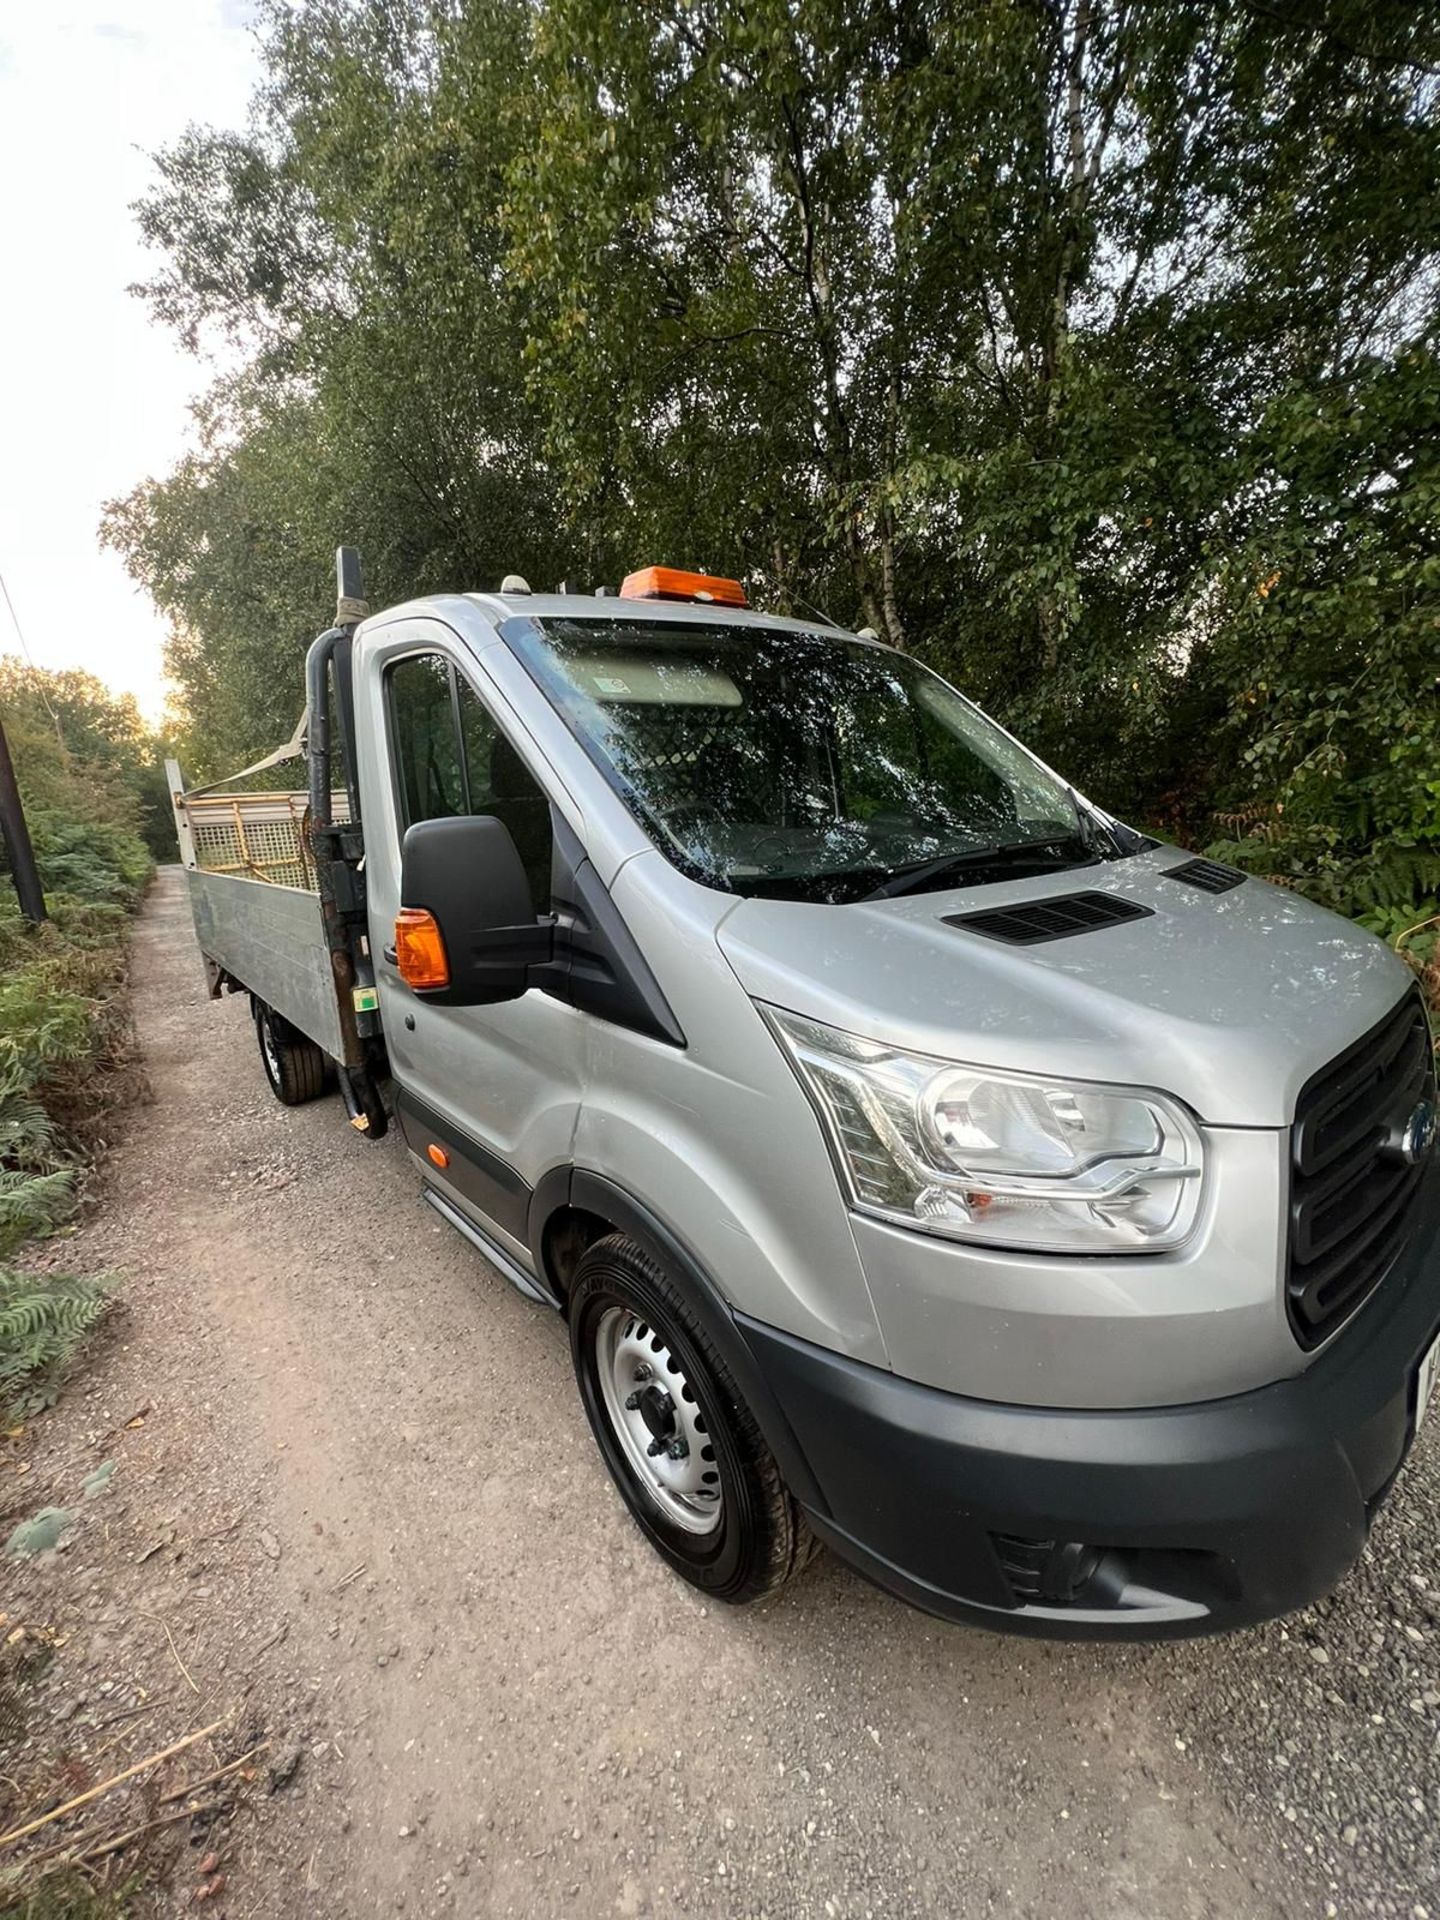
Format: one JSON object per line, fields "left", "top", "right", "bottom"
{"left": 568, "top": 1234, "right": 816, "bottom": 1603}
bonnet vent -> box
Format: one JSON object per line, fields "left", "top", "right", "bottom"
{"left": 1163, "top": 858, "right": 1246, "bottom": 895}
{"left": 943, "top": 891, "right": 1153, "bottom": 947}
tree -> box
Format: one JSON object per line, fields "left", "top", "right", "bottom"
{"left": 0, "top": 661, "right": 167, "bottom": 868}
{"left": 105, "top": 0, "right": 1440, "bottom": 932}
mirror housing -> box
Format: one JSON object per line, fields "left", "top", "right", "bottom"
{"left": 397, "top": 815, "right": 553, "bottom": 1005}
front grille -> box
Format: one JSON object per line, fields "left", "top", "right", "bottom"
{"left": 1288, "top": 992, "right": 1435, "bottom": 1348}
{"left": 944, "top": 890, "right": 1152, "bottom": 946}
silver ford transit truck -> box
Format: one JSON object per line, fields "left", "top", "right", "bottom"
{"left": 173, "top": 552, "right": 1440, "bottom": 1639}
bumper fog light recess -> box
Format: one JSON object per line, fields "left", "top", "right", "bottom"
{"left": 991, "top": 1533, "right": 1238, "bottom": 1619}
{"left": 993, "top": 1535, "right": 1122, "bottom": 1607}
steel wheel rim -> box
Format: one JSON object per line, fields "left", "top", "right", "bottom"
{"left": 259, "top": 1013, "right": 281, "bottom": 1086}
{"left": 594, "top": 1304, "right": 723, "bottom": 1536}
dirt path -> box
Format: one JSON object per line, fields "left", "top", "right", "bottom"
{"left": 10, "top": 867, "right": 1440, "bottom": 1918}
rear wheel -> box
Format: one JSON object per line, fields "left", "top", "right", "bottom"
{"left": 253, "top": 1000, "right": 330, "bottom": 1106}
{"left": 569, "top": 1233, "right": 816, "bottom": 1603}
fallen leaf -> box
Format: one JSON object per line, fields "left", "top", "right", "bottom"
{"left": 7, "top": 1507, "right": 73, "bottom": 1558}
{"left": 82, "top": 1461, "right": 116, "bottom": 1500}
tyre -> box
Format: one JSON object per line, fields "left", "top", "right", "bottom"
{"left": 568, "top": 1233, "right": 816, "bottom": 1603}
{"left": 253, "top": 999, "right": 330, "bottom": 1106}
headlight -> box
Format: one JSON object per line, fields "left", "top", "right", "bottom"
{"left": 762, "top": 1006, "right": 1204, "bottom": 1254}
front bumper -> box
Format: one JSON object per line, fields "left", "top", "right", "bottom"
{"left": 739, "top": 1156, "right": 1440, "bottom": 1639}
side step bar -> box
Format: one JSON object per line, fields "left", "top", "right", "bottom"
{"left": 422, "top": 1185, "right": 558, "bottom": 1309}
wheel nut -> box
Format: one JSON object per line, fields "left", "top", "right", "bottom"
{"left": 666, "top": 1437, "right": 689, "bottom": 1461}
{"left": 646, "top": 1437, "right": 666, "bottom": 1457}
{"left": 624, "top": 1391, "right": 641, "bottom": 1411}
{"left": 634, "top": 1362, "right": 653, "bottom": 1381}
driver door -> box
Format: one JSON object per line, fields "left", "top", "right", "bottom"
{"left": 362, "top": 625, "right": 583, "bottom": 1267}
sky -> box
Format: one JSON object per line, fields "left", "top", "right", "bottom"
{"left": 0, "top": 1, "right": 260, "bottom": 722}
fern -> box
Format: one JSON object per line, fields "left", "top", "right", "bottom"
{"left": 0, "top": 1169, "right": 79, "bottom": 1256}
{"left": 0, "top": 776, "right": 141, "bottom": 1432}
{"left": 0, "top": 1084, "right": 58, "bottom": 1170}
{"left": 0, "top": 1270, "right": 109, "bottom": 1421}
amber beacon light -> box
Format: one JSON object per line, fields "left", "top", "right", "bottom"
{"left": 619, "top": 566, "right": 748, "bottom": 608}
{"left": 394, "top": 908, "right": 450, "bottom": 990}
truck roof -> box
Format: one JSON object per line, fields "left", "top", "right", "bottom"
{"left": 382, "top": 587, "right": 887, "bottom": 649}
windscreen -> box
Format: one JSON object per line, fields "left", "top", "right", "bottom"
{"left": 511, "top": 619, "right": 1085, "bottom": 902}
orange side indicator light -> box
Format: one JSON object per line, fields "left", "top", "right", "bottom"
{"left": 427, "top": 1142, "right": 450, "bottom": 1170}
{"left": 394, "top": 907, "right": 450, "bottom": 990}
{"left": 619, "top": 565, "right": 748, "bottom": 608}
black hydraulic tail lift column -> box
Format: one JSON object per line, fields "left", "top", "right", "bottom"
{"left": 0, "top": 710, "right": 45, "bottom": 924}
{"left": 305, "top": 545, "right": 388, "bottom": 1138}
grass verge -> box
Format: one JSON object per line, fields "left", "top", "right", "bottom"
{"left": 0, "top": 838, "right": 150, "bottom": 1422}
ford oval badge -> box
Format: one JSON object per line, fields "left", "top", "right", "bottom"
{"left": 1400, "top": 1097, "right": 1438, "bottom": 1166}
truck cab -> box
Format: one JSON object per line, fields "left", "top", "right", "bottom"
{"left": 175, "top": 559, "right": 1440, "bottom": 1638}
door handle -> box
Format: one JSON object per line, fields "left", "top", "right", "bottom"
{"left": 383, "top": 946, "right": 398, "bottom": 966}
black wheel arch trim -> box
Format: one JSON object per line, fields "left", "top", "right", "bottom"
{"left": 528, "top": 1163, "right": 575, "bottom": 1261}
{"left": 529, "top": 1167, "right": 827, "bottom": 1515}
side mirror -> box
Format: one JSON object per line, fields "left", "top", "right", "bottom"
{"left": 395, "top": 815, "right": 553, "bottom": 1005}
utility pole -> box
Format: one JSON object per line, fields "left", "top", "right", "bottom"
{"left": 0, "top": 710, "right": 46, "bottom": 923}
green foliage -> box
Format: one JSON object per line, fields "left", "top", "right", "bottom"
{"left": 104, "top": 0, "right": 1440, "bottom": 935}
{"left": 0, "top": 984, "right": 91, "bottom": 1089}
{"left": 0, "top": 661, "right": 171, "bottom": 863}
{"left": 0, "top": 934, "right": 127, "bottom": 1409}
{"left": 29, "top": 814, "right": 152, "bottom": 908}
{"left": 0, "top": 1866, "right": 142, "bottom": 1920}
{"left": 0, "top": 1272, "right": 110, "bottom": 1423}
{"left": 0, "top": 662, "right": 148, "bottom": 1420}
{"left": 0, "top": 1079, "right": 59, "bottom": 1172}
{"left": 0, "top": 1171, "right": 79, "bottom": 1259}
{"left": 0, "top": 1016, "right": 90, "bottom": 1272}
{"left": 0, "top": 894, "right": 137, "bottom": 1123}
{"left": 1202, "top": 340, "right": 1440, "bottom": 926}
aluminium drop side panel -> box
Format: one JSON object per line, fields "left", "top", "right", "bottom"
{"left": 185, "top": 868, "right": 347, "bottom": 1060}
{"left": 164, "top": 757, "right": 197, "bottom": 868}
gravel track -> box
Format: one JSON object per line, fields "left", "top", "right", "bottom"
{"left": 7, "top": 866, "right": 1437, "bottom": 1917}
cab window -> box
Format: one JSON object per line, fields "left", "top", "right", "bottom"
{"left": 388, "top": 653, "right": 464, "bottom": 823}
{"left": 386, "top": 652, "right": 553, "bottom": 910}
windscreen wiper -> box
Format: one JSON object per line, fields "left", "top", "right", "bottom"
{"left": 861, "top": 834, "right": 1091, "bottom": 902}
{"left": 1066, "top": 786, "right": 1149, "bottom": 859}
